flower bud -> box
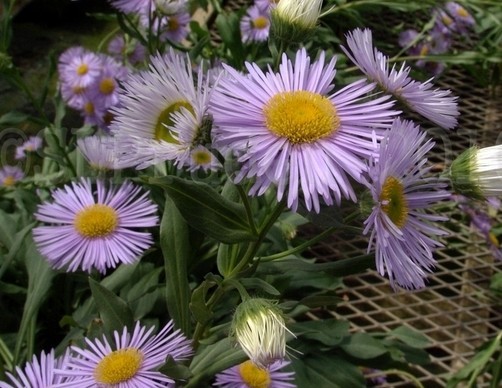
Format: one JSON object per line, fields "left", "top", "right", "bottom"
{"left": 450, "top": 145, "right": 502, "bottom": 199}
{"left": 231, "top": 298, "right": 291, "bottom": 368}
{"left": 271, "top": 0, "right": 322, "bottom": 44}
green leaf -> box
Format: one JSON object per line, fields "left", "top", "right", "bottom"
{"left": 160, "top": 195, "right": 192, "bottom": 336}
{"left": 292, "top": 354, "right": 365, "bottom": 387}
{"left": 159, "top": 355, "right": 192, "bottom": 380}
{"left": 89, "top": 277, "right": 134, "bottom": 333}
{"left": 240, "top": 278, "right": 281, "bottom": 296}
{"left": 149, "top": 176, "right": 257, "bottom": 244}
{"left": 215, "top": 13, "right": 245, "bottom": 67}
{"left": 188, "top": 338, "right": 246, "bottom": 387}
{"left": 0, "top": 111, "right": 29, "bottom": 126}
{"left": 190, "top": 280, "right": 216, "bottom": 325}
{"left": 13, "top": 240, "right": 55, "bottom": 365}
{"left": 291, "top": 319, "right": 350, "bottom": 346}
{"left": 340, "top": 332, "right": 388, "bottom": 359}
{"left": 390, "top": 326, "right": 430, "bottom": 349}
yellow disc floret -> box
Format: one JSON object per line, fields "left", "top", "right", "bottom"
{"left": 2, "top": 175, "right": 15, "bottom": 187}
{"left": 154, "top": 100, "right": 195, "bottom": 144}
{"left": 239, "top": 360, "right": 271, "bottom": 388}
{"left": 99, "top": 78, "right": 115, "bottom": 95}
{"left": 77, "top": 63, "right": 89, "bottom": 76}
{"left": 94, "top": 348, "right": 143, "bottom": 384}
{"left": 379, "top": 176, "right": 408, "bottom": 229}
{"left": 191, "top": 149, "right": 212, "bottom": 166}
{"left": 264, "top": 90, "right": 339, "bottom": 144}
{"left": 167, "top": 17, "right": 179, "bottom": 31}
{"left": 74, "top": 204, "right": 118, "bottom": 238}
{"left": 253, "top": 16, "right": 269, "bottom": 30}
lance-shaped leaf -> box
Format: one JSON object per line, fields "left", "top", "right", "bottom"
{"left": 89, "top": 278, "right": 134, "bottom": 333}
{"left": 149, "top": 176, "right": 257, "bottom": 244}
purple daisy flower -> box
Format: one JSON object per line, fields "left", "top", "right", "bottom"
{"left": 0, "top": 165, "right": 24, "bottom": 187}
{"left": 15, "top": 136, "right": 43, "bottom": 160}
{"left": 445, "top": 2, "right": 475, "bottom": 32}
{"left": 160, "top": 10, "right": 191, "bottom": 43}
{"left": 110, "top": 49, "right": 214, "bottom": 171}
{"left": 240, "top": 5, "right": 271, "bottom": 43}
{"left": 363, "top": 118, "right": 449, "bottom": 290}
{"left": 342, "top": 28, "right": 459, "bottom": 130}
{"left": 77, "top": 135, "right": 126, "bottom": 171}
{"left": 210, "top": 48, "right": 398, "bottom": 212}
{"left": 0, "top": 350, "right": 70, "bottom": 388}
{"left": 87, "top": 56, "right": 128, "bottom": 109}
{"left": 32, "top": 178, "right": 158, "bottom": 273}
{"left": 214, "top": 360, "right": 295, "bottom": 388}
{"left": 56, "top": 321, "right": 193, "bottom": 387}
{"left": 58, "top": 46, "right": 103, "bottom": 88}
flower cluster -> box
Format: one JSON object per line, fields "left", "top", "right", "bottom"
{"left": 398, "top": 1, "right": 475, "bottom": 74}
{"left": 58, "top": 47, "right": 128, "bottom": 130}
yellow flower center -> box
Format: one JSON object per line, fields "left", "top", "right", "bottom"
{"left": 457, "top": 6, "right": 469, "bottom": 18}
{"left": 167, "top": 16, "right": 179, "bottom": 31}
{"left": 442, "top": 15, "right": 453, "bottom": 26}
{"left": 74, "top": 204, "right": 118, "bottom": 238}
{"left": 419, "top": 45, "right": 429, "bottom": 57}
{"left": 239, "top": 361, "right": 271, "bottom": 388}
{"left": 379, "top": 176, "right": 408, "bottom": 229}
{"left": 73, "top": 86, "right": 86, "bottom": 94}
{"left": 253, "top": 16, "right": 269, "bottom": 30}
{"left": 84, "top": 102, "right": 95, "bottom": 115}
{"left": 191, "top": 149, "right": 212, "bottom": 165}
{"left": 2, "top": 176, "right": 15, "bottom": 186}
{"left": 94, "top": 348, "right": 143, "bottom": 384}
{"left": 99, "top": 78, "right": 115, "bottom": 95}
{"left": 264, "top": 91, "right": 339, "bottom": 144}
{"left": 77, "top": 63, "right": 89, "bottom": 76}
{"left": 154, "top": 100, "right": 194, "bottom": 144}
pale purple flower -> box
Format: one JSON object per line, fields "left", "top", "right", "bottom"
{"left": 342, "top": 28, "right": 459, "bottom": 130}
{"left": 210, "top": 48, "right": 398, "bottom": 212}
{"left": 160, "top": 10, "right": 190, "bottom": 43}
{"left": 0, "top": 350, "right": 70, "bottom": 388}
{"left": 108, "top": 34, "right": 147, "bottom": 65}
{"left": 445, "top": 2, "right": 475, "bottom": 32}
{"left": 214, "top": 360, "right": 295, "bottom": 387}
{"left": 15, "top": 136, "right": 42, "bottom": 160}
{"left": 56, "top": 321, "right": 193, "bottom": 387}
{"left": 0, "top": 165, "right": 24, "bottom": 187}
{"left": 77, "top": 135, "right": 126, "bottom": 170}
{"left": 363, "top": 118, "right": 450, "bottom": 290}
{"left": 110, "top": 49, "right": 214, "bottom": 171}
{"left": 240, "top": 5, "right": 271, "bottom": 43}
{"left": 32, "top": 178, "right": 158, "bottom": 273}
{"left": 86, "top": 56, "right": 128, "bottom": 109}
{"left": 255, "top": 0, "right": 278, "bottom": 11}
{"left": 58, "top": 46, "right": 103, "bottom": 88}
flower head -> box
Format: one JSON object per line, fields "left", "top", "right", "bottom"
{"left": 342, "top": 28, "right": 459, "bottom": 130}
{"left": 210, "top": 48, "right": 398, "bottom": 212}
{"left": 271, "top": 0, "right": 322, "bottom": 43}
{"left": 363, "top": 118, "right": 449, "bottom": 289}
{"left": 0, "top": 165, "right": 24, "bottom": 187}
{"left": 0, "top": 350, "right": 70, "bottom": 388}
{"left": 450, "top": 145, "right": 502, "bottom": 199}
{"left": 15, "top": 136, "right": 43, "bottom": 160}
{"left": 231, "top": 298, "right": 292, "bottom": 368}
{"left": 240, "top": 5, "right": 271, "bottom": 43}
{"left": 58, "top": 46, "right": 103, "bottom": 88}
{"left": 111, "top": 49, "right": 215, "bottom": 171}
{"left": 33, "top": 178, "right": 158, "bottom": 273}
{"left": 57, "top": 321, "right": 193, "bottom": 387}
{"left": 214, "top": 360, "right": 295, "bottom": 388}
{"left": 77, "top": 135, "right": 126, "bottom": 171}
{"left": 108, "top": 34, "right": 147, "bottom": 65}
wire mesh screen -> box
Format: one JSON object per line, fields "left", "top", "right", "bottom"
{"left": 305, "top": 68, "right": 502, "bottom": 386}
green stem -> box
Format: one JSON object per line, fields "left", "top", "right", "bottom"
{"left": 236, "top": 185, "right": 257, "bottom": 236}
{"left": 260, "top": 225, "right": 337, "bottom": 262}
{"left": 46, "top": 126, "right": 77, "bottom": 176}
{"left": 191, "top": 284, "right": 225, "bottom": 349}
{"left": 228, "top": 200, "right": 287, "bottom": 278}
{"left": 372, "top": 369, "right": 425, "bottom": 388}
